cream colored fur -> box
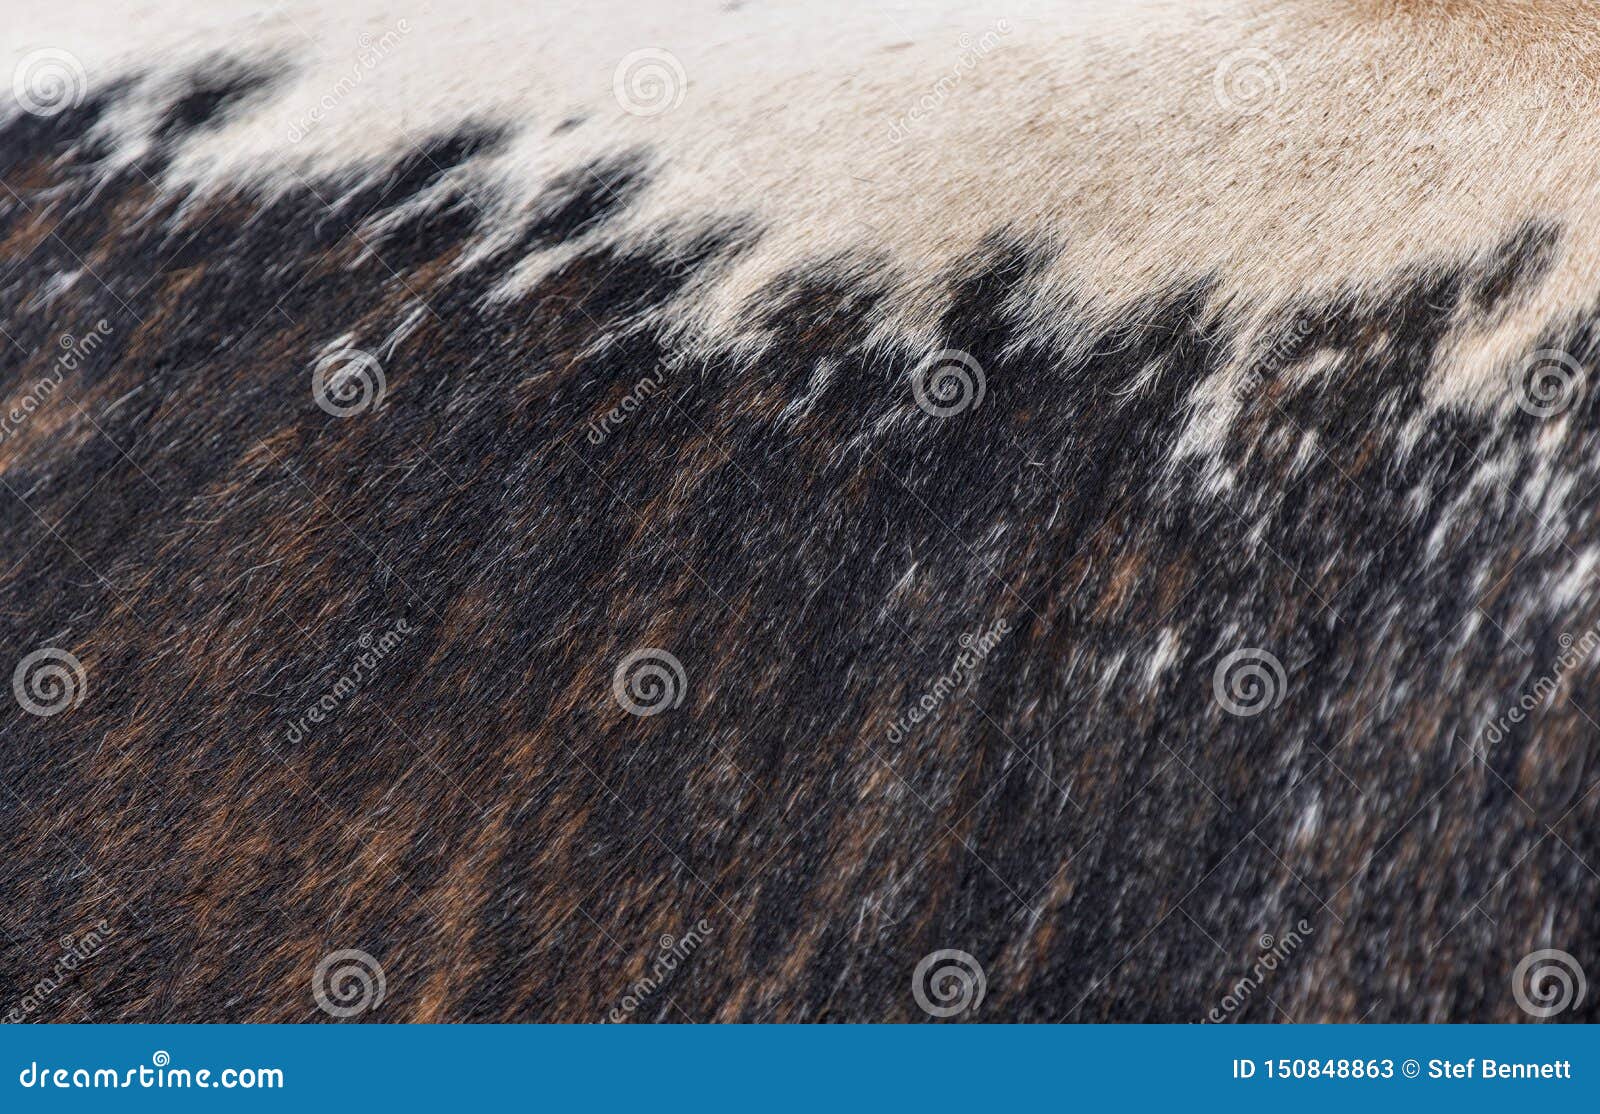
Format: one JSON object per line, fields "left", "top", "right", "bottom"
{"left": 7, "top": 0, "right": 1598, "bottom": 422}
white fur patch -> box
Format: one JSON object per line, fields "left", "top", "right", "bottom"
{"left": 7, "top": 0, "right": 1597, "bottom": 424}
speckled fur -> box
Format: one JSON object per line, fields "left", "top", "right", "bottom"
{"left": 2, "top": 1, "right": 1599, "bottom": 1022}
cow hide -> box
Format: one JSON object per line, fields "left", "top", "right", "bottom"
{"left": 1, "top": 0, "right": 1597, "bottom": 1022}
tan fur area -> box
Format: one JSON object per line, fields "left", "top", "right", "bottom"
{"left": 7, "top": 0, "right": 1600, "bottom": 411}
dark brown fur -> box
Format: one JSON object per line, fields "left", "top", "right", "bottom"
{"left": 2, "top": 57, "right": 1597, "bottom": 1024}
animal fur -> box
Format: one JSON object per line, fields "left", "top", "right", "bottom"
{"left": 1, "top": 0, "right": 1598, "bottom": 1021}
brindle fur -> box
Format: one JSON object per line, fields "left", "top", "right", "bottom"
{"left": 2, "top": 11, "right": 1599, "bottom": 1023}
